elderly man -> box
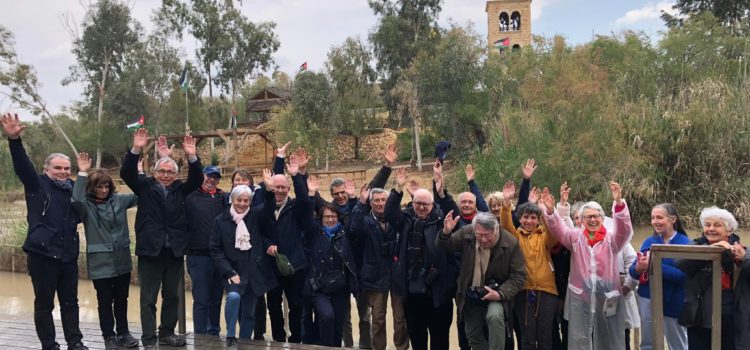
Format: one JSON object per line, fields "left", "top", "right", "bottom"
{"left": 120, "top": 129, "right": 203, "bottom": 348}
{"left": 184, "top": 165, "right": 226, "bottom": 336}
{"left": 438, "top": 211, "right": 527, "bottom": 350}
{"left": 385, "top": 168, "right": 458, "bottom": 350}
{"left": 3, "top": 113, "right": 88, "bottom": 350}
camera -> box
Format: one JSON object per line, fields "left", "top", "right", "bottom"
{"left": 465, "top": 280, "right": 500, "bottom": 301}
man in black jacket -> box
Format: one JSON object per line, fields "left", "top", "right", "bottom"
{"left": 120, "top": 129, "right": 203, "bottom": 348}
{"left": 385, "top": 168, "right": 458, "bottom": 350}
{"left": 3, "top": 113, "right": 88, "bottom": 350}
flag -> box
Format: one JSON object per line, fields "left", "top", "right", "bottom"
{"left": 178, "top": 65, "right": 189, "bottom": 91}
{"left": 299, "top": 62, "right": 308, "bottom": 72}
{"left": 126, "top": 115, "right": 144, "bottom": 131}
{"left": 494, "top": 38, "right": 510, "bottom": 48}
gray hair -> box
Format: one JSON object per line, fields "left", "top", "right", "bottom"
{"left": 330, "top": 177, "right": 346, "bottom": 192}
{"left": 369, "top": 187, "right": 388, "bottom": 202}
{"left": 577, "top": 201, "right": 605, "bottom": 220}
{"left": 230, "top": 185, "right": 254, "bottom": 202}
{"left": 44, "top": 153, "right": 70, "bottom": 167}
{"left": 472, "top": 212, "right": 499, "bottom": 231}
{"left": 571, "top": 201, "right": 585, "bottom": 219}
{"left": 154, "top": 157, "right": 179, "bottom": 173}
{"left": 700, "top": 206, "right": 738, "bottom": 233}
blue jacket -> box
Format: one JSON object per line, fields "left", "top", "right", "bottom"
{"left": 629, "top": 232, "right": 691, "bottom": 318}
{"left": 9, "top": 138, "right": 81, "bottom": 262}
{"left": 349, "top": 202, "right": 398, "bottom": 292}
{"left": 209, "top": 205, "right": 278, "bottom": 297}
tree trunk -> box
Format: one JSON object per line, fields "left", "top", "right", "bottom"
{"left": 413, "top": 117, "right": 422, "bottom": 171}
{"left": 95, "top": 55, "right": 110, "bottom": 168}
{"left": 354, "top": 136, "right": 360, "bottom": 160}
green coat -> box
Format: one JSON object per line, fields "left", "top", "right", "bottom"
{"left": 71, "top": 174, "right": 138, "bottom": 280}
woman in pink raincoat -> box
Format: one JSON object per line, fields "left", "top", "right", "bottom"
{"left": 539, "top": 182, "right": 633, "bottom": 350}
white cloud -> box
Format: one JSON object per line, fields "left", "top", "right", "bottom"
{"left": 531, "top": 0, "right": 561, "bottom": 21}
{"left": 615, "top": 1, "right": 676, "bottom": 26}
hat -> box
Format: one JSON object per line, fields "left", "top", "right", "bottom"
{"left": 203, "top": 165, "right": 221, "bottom": 178}
{"left": 435, "top": 141, "right": 452, "bottom": 164}
{"left": 275, "top": 253, "right": 295, "bottom": 277}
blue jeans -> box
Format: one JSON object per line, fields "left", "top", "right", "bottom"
{"left": 187, "top": 255, "right": 223, "bottom": 335}
{"left": 225, "top": 287, "right": 258, "bottom": 339}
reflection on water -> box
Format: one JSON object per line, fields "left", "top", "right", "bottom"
{"left": 0, "top": 271, "right": 195, "bottom": 332}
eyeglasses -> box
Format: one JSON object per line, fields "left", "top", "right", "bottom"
{"left": 583, "top": 214, "right": 602, "bottom": 221}
{"left": 413, "top": 201, "right": 432, "bottom": 208}
{"left": 155, "top": 169, "right": 176, "bottom": 176}
{"left": 331, "top": 191, "right": 347, "bottom": 197}
{"left": 322, "top": 215, "right": 338, "bottom": 220}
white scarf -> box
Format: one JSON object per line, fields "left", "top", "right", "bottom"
{"left": 230, "top": 206, "right": 251, "bottom": 251}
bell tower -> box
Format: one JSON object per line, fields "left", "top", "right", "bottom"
{"left": 485, "top": 0, "right": 532, "bottom": 53}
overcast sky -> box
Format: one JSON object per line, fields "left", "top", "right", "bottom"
{"left": 2, "top": 0, "right": 676, "bottom": 118}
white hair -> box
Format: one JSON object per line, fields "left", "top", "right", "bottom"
{"left": 154, "top": 157, "right": 178, "bottom": 173}
{"left": 44, "top": 153, "right": 70, "bottom": 167}
{"left": 472, "top": 212, "right": 499, "bottom": 231}
{"left": 700, "top": 207, "right": 738, "bottom": 233}
{"left": 577, "top": 201, "right": 605, "bottom": 220}
{"left": 230, "top": 185, "right": 254, "bottom": 202}
{"left": 369, "top": 187, "right": 388, "bottom": 202}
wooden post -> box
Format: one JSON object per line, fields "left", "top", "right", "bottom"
{"left": 649, "top": 244, "right": 724, "bottom": 350}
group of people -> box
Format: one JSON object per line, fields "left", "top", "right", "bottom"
{"left": 3, "top": 111, "right": 750, "bottom": 350}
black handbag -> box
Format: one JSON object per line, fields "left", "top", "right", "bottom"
{"left": 318, "top": 269, "right": 347, "bottom": 293}
{"left": 678, "top": 268, "right": 708, "bottom": 327}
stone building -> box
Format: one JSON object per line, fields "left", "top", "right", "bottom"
{"left": 485, "top": 0, "right": 532, "bottom": 53}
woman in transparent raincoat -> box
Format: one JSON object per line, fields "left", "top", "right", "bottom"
{"left": 539, "top": 182, "right": 633, "bottom": 350}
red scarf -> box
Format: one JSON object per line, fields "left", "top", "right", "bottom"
{"left": 584, "top": 226, "right": 607, "bottom": 247}
{"left": 462, "top": 212, "right": 476, "bottom": 222}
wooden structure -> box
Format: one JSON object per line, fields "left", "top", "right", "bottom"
{"left": 244, "top": 87, "right": 291, "bottom": 127}
{"left": 140, "top": 127, "right": 275, "bottom": 174}
{"left": 649, "top": 244, "right": 724, "bottom": 350}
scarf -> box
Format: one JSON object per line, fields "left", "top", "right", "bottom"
{"left": 462, "top": 211, "right": 477, "bottom": 223}
{"left": 473, "top": 241, "right": 491, "bottom": 287}
{"left": 518, "top": 225, "right": 545, "bottom": 236}
{"left": 584, "top": 226, "right": 607, "bottom": 247}
{"left": 274, "top": 198, "right": 288, "bottom": 219}
{"left": 230, "top": 206, "right": 251, "bottom": 251}
{"left": 48, "top": 176, "right": 73, "bottom": 191}
{"left": 321, "top": 222, "right": 342, "bottom": 240}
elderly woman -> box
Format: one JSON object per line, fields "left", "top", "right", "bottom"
{"left": 209, "top": 185, "right": 278, "bottom": 346}
{"left": 539, "top": 182, "right": 633, "bottom": 350}
{"left": 71, "top": 153, "right": 140, "bottom": 350}
{"left": 630, "top": 203, "right": 690, "bottom": 350}
{"left": 677, "top": 207, "right": 746, "bottom": 350}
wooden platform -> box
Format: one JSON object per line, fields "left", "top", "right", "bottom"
{"left": 0, "top": 318, "right": 350, "bottom": 350}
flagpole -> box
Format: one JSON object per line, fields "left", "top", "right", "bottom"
{"left": 184, "top": 87, "right": 189, "bottom": 133}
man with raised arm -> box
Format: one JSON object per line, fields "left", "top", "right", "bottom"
{"left": 120, "top": 129, "right": 203, "bottom": 349}
{"left": 2, "top": 113, "right": 88, "bottom": 350}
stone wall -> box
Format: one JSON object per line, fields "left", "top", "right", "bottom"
{"left": 486, "top": 0, "right": 532, "bottom": 50}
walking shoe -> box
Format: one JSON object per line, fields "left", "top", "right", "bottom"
{"left": 68, "top": 341, "right": 89, "bottom": 350}
{"left": 116, "top": 333, "right": 139, "bottom": 348}
{"left": 158, "top": 334, "right": 187, "bottom": 347}
{"left": 226, "top": 337, "right": 238, "bottom": 347}
{"left": 103, "top": 337, "right": 117, "bottom": 350}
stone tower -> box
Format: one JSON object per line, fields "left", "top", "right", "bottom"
{"left": 485, "top": 0, "right": 532, "bottom": 52}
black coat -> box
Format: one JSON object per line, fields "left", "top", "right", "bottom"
{"left": 302, "top": 225, "right": 359, "bottom": 297}
{"left": 120, "top": 151, "right": 203, "bottom": 257}
{"left": 262, "top": 173, "right": 310, "bottom": 272}
{"left": 186, "top": 189, "right": 228, "bottom": 255}
{"left": 9, "top": 138, "right": 81, "bottom": 262}
{"left": 209, "top": 206, "right": 278, "bottom": 296}
{"left": 385, "top": 189, "right": 458, "bottom": 308}
{"left": 349, "top": 202, "right": 398, "bottom": 292}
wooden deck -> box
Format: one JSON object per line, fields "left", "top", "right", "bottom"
{"left": 0, "top": 318, "right": 351, "bottom": 350}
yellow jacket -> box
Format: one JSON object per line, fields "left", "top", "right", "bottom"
{"left": 500, "top": 205, "right": 558, "bottom": 296}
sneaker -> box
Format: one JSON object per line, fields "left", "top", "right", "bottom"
{"left": 68, "top": 341, "right": 89, "bottom": 350}
{"left": 158, "top": 334, "right": 187, "bottom": 347}
{"left": 116, "top": 333, "right": 139, "bottom": 348}
{"left": 226, "top": 337, "right": 238, "bottom": 347}
{"left": 103, "top": 337, "right": 117, "bottom": 350}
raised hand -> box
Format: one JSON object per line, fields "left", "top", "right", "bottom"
{"left": 157, "top": 135, "right": 174, "bottom": 159}
{"left": 294, "top": 148, "right": 311, "bottom": 171}
{"left": 345, "top": 179, "right": 356, "bottom": 198}
{"left": 443, "top": 210, "right": 461, "bottom": 233}
{"left": 502, "top": 180, "right": 516, "bottom": 204}
{"left": 287, "top": 154, "right": 300, "bottom": 176}
{"left": 77, "top": 152, "right": 92, "bottom": 173}
{"left": 384, "top": 144, "right": 397, "bottom": 166}
{"left": 262, "top": 168, "right": 273, "bottom": 190}
{"left": 540, "top": 187, "right": 555, "bottom": 214}
{"left": 359, "top": 183, "right": 369, "bottom": 204}
{"left": 132, "top": 128, "right": 149, "bottom": 150}
{"left": 435, "top": 171, "right": 445, "bottom": 197}
{"left": 307, "top": 175, "right": 320, "bottom": 195}
{"left": 406, "top": 179, "right": 419, "bottom": 198}
{"left": 560, "top": 181, "right": 570, "bottom": 204}
{"left": 395, "top": 167, "right": 408, "bottom": 189}
{"left": 528, "top": 186, "right": 541, "bottom": 204}
{"left": 522, "top": 159, "right": 537, "bottom": 179}
{"left": 182, "top": 134, "right": 197, "bottom": 157}
{"left": 1, "top": 113, "right": 26, "bottom": 139}
{"left": 137, "top": 158, "right": 144, "bottom": 173}
{"left": 465, "top": 164, "right": 475, "bottom": 182}
{"left": 277, "top": 141, "right": 292, "bottom": 158}
{"left": 433, "top": 159, "right": 442, "bottom": 178}
{"left": 609, "top": 181, "right": 623, "bottom": 205}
